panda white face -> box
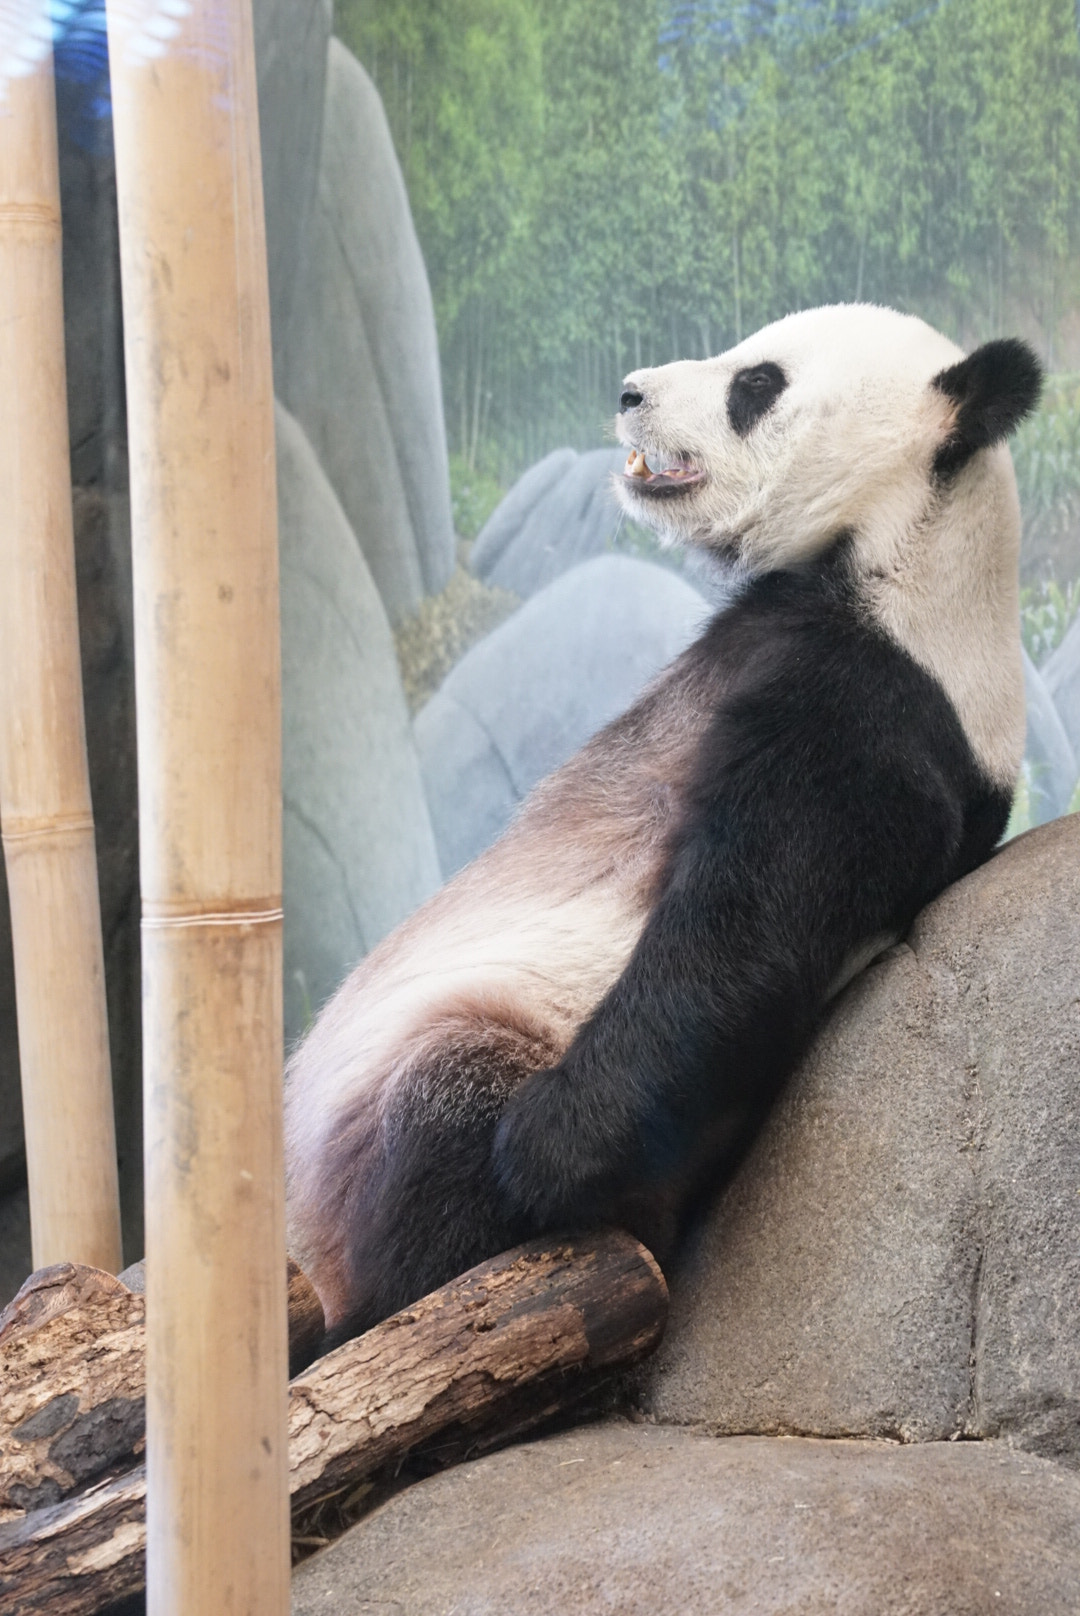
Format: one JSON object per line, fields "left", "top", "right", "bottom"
{"left": 615, "top": 303, "right": 969, "bottom": 572}
{"left": 618, "top": 301, "right": 1043, "bottom": 789}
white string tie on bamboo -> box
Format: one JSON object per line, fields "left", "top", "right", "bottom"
{"left": 141, "top": 906, "right": 284, "bottom": 930}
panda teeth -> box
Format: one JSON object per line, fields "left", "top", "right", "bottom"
{"left": 625, "top": 449, "right": 702, "bottom": 487}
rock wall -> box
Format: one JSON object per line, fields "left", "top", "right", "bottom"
{"left": 278, "top": 403, "right": 441, "bottom": 1043}
{"left": 280, "top": 38, "right": 455, "bottom": 623}
{"left": 253, "top": 0, "right": 333, "bottom": 382}
{"left": 292, "top": 1423, "right": 1080, "bottom": 1616}
{"left": 292, "top": 814, "right": 1080, "bottom": 1614}
{"left": 635, "top": 815, "right": 1080, "bottom": 1464}
{"left": 416, "top": 557, "right": 711, "bottom": 875}
{"left": 471, "top": 448, "right": 628, "bottom": 599}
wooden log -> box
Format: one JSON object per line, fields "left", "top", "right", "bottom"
{"left": 0, "top": 33, "right": 122, "bottom": 1276}
{"left": 115, "top": 1254, "right": 324, "bottom": 1376}
{"left": 0, "top": 1267, "right": 144, "bottom": 1521}
{"left": 104, "top": 0, "right": 288, "bottom": 1609}
{"left": 286, "top": 1230, "right": 667, "bottom": 1512}
{"left": 0, "top": 1231, "right": 668, "bottom": 1616}
{"left": 0, "top": 1260, "right": 325, "bottom": 1518}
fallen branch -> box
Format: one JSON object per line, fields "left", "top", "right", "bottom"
{"left": 0, "top": 1266, "right": 144, "bottom": 1519}
{"left": 0, "top": 1231, "right": 667, "bottom": 1615}
{"left": 0, "top": 1258, "right": 325, "bottom": 1523}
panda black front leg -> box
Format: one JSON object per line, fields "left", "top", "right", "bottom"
{"left": 493, "top": 584, "right": 983, "bottom": 1239}
{"left": 492, "top": 822, "right": 817, "bottom": 1233}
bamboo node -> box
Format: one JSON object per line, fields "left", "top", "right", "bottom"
{"left": 0, "top": 202, "right": 61, "bottom": 239}
{"left": 0, "top": 813, "right": 95, "bottom": 846}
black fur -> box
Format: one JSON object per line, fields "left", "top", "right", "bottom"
{"left": 727, "top": 362, "right": 788, "bottom": 437}
{"left": 326, "top": 1022, "right": 553, "bottom": 1338}
{"left": 328, "top": 535, "right": 1012, "bottom": 1343}
{"left": 492, "top": 540, "right": 1011, "bottom": 1230}
{"left": 932, "top": 338, "right": 1043, "bottom": 478}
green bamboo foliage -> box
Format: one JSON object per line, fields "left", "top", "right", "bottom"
{"left": 338, "top": 0, "right": 1080, "bottom": 479}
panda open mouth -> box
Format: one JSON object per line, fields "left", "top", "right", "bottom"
{"left": 623, "top": 449, "right": 706, "bottom": 496}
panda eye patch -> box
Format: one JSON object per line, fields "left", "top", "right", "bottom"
{"left": 727, "top": 362, "right": 788, "bottom": 437}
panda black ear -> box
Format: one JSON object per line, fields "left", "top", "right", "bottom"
{"left": 932, "top": 338, "right": 1043, "bottom": 478}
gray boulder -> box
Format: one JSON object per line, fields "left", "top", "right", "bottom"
{"left": 636, "top": 814, "right": 1080, "bottom": 1464}
{"left": 292, "top": 1423, "right": 1080, "bottom": 1616}
{"left": 477, "top": 449, "right": 628, "bottom": 598}
{"left": 415, "top": 556, "right": 712, "bottom": 876}
{"left": 281, "top": 39, "right": 455, "bottom": 622}
{"left": 1023, "top": 647, "right": 1077, "bottom": 822}
{"left": 1042, "top": 611, "right": 1080, "bottom": 767}
{"left": 470, "top": 448, "right": 577, "bottom": 576}
{"left": 253, "top": 0, "right": 333, "bottom": 381}
{"left": 277, "top": 404, "right": 441, "bottom": 1043}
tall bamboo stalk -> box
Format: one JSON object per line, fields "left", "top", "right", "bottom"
{"left": 104, "top": 3, "right": 289, "bottom": 1612}
{"left": 0, "top": 47, "right": 122, "bottom": 1274}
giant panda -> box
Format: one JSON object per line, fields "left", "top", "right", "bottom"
{"left": 285, "top": 303, "right": 1042, "bottom": 1341}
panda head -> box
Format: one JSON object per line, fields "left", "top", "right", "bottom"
{"left": 615, "top": 304, "right": 1042, "bottom": 576}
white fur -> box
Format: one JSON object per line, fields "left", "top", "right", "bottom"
{"left": 617, "top": 304, "right": 1026, "bottom": 786}
{"left": 284, "top": 719, "right": 694, "bottom": 1296}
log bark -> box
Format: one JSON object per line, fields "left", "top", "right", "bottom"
{"left": 116, "top": 1257, "right": 323, "bottom": 1379}
{"left": 0, "top": 1260, "right": 324, "bottom": 1519}
{"left": 0, "top": 1231, "right": 667, "bottom": 1615}
{"left": 286, "top": 1230, "right": 667, "bottom": 1512}
{"left": 0, "top": 1267, "right": 145, "bottom": 1520}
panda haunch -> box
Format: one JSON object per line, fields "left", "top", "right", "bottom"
{"left": 284, "top": 304, "right": 1041, "bottom": 1341}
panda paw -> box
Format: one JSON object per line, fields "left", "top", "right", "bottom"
{"left": 491, "top": 1063, "right": 624, "bottom": 1230}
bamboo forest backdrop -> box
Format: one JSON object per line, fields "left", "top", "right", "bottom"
{"left": 336, "top": 0, "right": 1080, "bottom": 616}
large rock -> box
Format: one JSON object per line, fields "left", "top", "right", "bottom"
{"left": 253, "top": 0, "right": 333, "bottom": 380}
{"left": 415, "top": 557, "right": 712, "bottom": 876}
{"left": 1042, "top": 611, "right": 1080, "bottom": 765}
{"left": 475, "top": 448, "right": 628, "bottom": 598}
{"left": 292, "top": 1422, "right": 1080, "bottom": 1615}
{"left": 281, "top": 39, "right": 455, "bottom": 621}
{"left": 469, "top": 448, "right": 577, "bottom": 576}
{"left": 277, "top": 404, "right": 441, "bottom": 1041}
{"left": 1022, "top": 647, "right": 1077, "bottom": 822}
{"left": 636, "top": 815, "right": 1080, "bottom": 1464}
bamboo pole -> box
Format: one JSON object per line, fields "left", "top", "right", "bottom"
{"left": 0, "top": 45, "right": 122, "bottom": 1275}
{"left": 104, "top": 3, "right": 288, "bottom": 1613}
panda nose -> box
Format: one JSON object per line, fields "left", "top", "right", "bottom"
{"left": 620, "top": 388, "right": 644, "bottom": 411}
